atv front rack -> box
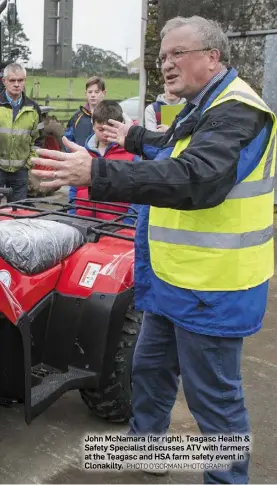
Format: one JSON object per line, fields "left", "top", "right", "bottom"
{"left": 0, "top": 195, "right": 138, "bottom": 423}
{"left": 0, "top": 197, "right": 138, "bottom": 242}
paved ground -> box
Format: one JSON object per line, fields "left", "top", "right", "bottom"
{"left": 0, "top": 194, "right": 276, "bottom": 484}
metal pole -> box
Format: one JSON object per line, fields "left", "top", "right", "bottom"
{"left": 226, "top": 28, "right": 277, "bottom": 38}
{"left": 0, "top": 22, "right": 2, "bottom": 63}
{"left": 138, "top": 0, "right": 148, "bottom": 126}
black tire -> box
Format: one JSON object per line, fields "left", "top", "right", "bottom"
{"left": 80, "top": 308, "right": 142, "bottom": 423}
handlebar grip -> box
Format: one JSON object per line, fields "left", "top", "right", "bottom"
{"left": 0, "top": 187, "right": 12, "bottom": 197}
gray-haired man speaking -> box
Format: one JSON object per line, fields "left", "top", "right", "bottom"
{"left": 32, "top": 16, "right": 276, "bottom": 484}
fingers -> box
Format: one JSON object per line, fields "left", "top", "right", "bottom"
{"left": 32, "top": 169, "right": 59, "bottom": 179}
{"left": 102, "top": 124, "right": 119, "bottom": 136}
{"left": 32, "top": 169, "right": 65, "bottom": 189}
{"left": 106, "top": 137, "right": 117, "bottom": 143}
{"left": 108, "top": 119, "right": 123, "bottom": 128}
{"left": 62, "top": 136, "right": 86, "bottom": 153}
{"left": 34, "top": 148, "right": 68, "bottom": 161}
{"left": 31, "top": 158, "right": 63, "bottom": 169}
{"left": 40, "top": 180, "right": 64, "bottom": 189}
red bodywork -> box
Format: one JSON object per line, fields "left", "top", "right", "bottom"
{"left": 0, "top": 208, "right": 135, "bottom": 325}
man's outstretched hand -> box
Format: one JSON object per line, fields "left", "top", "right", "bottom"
{"left": 103, "top": 119, "right": 132, "bottom": 146}
{"left": 31, "top": 137, "right": 92, "bottom": 189}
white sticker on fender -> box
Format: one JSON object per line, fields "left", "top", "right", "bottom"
{"left": 0, "top": 270, "right": 11, "bottom": 288}
{"left": 79, "top": 263, "right": 102, "bottom": 288}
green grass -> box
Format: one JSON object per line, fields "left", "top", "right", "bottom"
{"left": 25, "top": 76, "right": 139, "bottom": 123}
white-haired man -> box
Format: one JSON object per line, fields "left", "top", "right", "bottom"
{"left": 0, "top": 63, "right": 43, "bottom": 201}
{"left": 31, "top": 16, "right": 276, "bottom": 484}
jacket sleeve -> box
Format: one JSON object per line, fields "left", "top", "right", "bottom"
{"left": 90, "top": 101, "right": 269, "bottom": 210}
{"left": 144, "top": 104, "right": 158, "bottom": 131}
{"left": 124, "top": 124, "right": 171, "bottom": 158}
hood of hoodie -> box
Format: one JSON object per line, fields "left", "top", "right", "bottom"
{"left": 86, "top": 133, "right": 133, "bottom": 157}
{"left": 86, "top": 133, "right": 98, "bottom": 150}
{"left": 156, "top": 93, "right": 186, "bottom": 105}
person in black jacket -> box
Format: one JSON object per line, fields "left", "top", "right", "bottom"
{"left": 31, "top": 16, "right": 276, "bottom": 485}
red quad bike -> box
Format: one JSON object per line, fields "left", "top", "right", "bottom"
{"left": 0, "top": 187, "right": 142, "bottom": 424}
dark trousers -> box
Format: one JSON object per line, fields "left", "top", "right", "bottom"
{"left": 130, "top": 311, "right": 250, "bottom": 484}
{"left": 0, "top": 167, "right": 28, "bottom": 202}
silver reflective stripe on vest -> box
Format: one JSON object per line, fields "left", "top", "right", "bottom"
{"left": 0, "top": 159, "right": 25, "bottom": 167}
{"left": 218, "top": 91, "right": 268, "bottom": 110}
{"left": 226, "top": 134, "right": 276, "bottom": 199}
{"left": 226, "top": 177, "right": 275, "bottom": 199}
{"left": 0, "top": 127, "right": 31, "bottom": 135}
{"left": 149, "top": 225, "right": 274, "bottom": 249}
{"left": 263, "top": 137, "right": 275, "bottom": 179}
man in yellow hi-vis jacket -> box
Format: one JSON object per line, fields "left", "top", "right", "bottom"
{"left": 31, "top": 16, "right": 277, "bottom": 484}
{"left": 0, "top": 63, "right": 43, "bottom": 201}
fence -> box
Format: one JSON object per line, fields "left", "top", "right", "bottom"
{"left": 33, "top": 96, "right": 84, "bottom": 123}
{"left": 31, "top": 95, "right": 106, "bottom": 123}
{"left": 28, "top": 76, "right": 139, "bottom": 123}
{"left": 32, "top": 95, "right": 122, "bottom": 124}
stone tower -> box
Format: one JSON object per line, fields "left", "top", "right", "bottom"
{"left": 43, "top": 0, "right": 74, "bottom": 72}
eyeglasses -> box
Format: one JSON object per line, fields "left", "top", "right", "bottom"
{"left": 157, "top": 48, "right": 211, "bottom": 67}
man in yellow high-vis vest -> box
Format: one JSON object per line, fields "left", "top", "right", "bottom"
{"left": 32, "top": 15, "right": 277, "bottom": 485}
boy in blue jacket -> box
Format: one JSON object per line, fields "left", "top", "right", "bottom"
{"left": 65, "top": 76, "right": 106, "bottom": 210}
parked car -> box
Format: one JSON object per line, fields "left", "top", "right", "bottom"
{"left": 120, "top": 96, "right": 140, "bottom": 122}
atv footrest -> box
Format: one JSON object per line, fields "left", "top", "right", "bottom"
{"left": 27, "top": 365, "right": 97, "bottom": 423}
{"left": 32, "top": 364, "right": 59, "bottom": 379}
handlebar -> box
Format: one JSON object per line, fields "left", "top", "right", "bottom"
{"left": 0, "top": 187, "right": 12, "bottom": 197}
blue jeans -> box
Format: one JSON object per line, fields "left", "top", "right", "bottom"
{"left": 130, "top": 311, "right": 250, "bottom": 484}
{"left": 0, "top": 167, "right": 28, "bottom": 202}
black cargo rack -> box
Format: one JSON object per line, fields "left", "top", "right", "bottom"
{"left": 0, "top": 197, "right": 138, "bottom": 243}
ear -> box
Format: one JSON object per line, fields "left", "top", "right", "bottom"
{"left": 209, "top": 48, "right": 221, "bottom": 69}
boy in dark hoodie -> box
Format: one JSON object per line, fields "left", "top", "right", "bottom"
{"left": 65, "top": 76, "right": 106, "bottom": 147}
{"left": 75, "top": 100, "right": 140, "bottom": 222}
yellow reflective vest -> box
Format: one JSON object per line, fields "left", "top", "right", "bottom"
{"left": 149, "top": 77, "right": 277, "bottom": 291}
{"left": 0, "top": 95, "right": 41, "bottom": 172}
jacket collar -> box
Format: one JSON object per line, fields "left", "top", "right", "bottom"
{"left": 80, "top": 105, "right": 91, "bottom": 117}
{"left": 86, "top": 133, "right": 119, "bottom": 155}
{"left": 5, "top": 91, "right": 22, "bottom": 107}
{"left": 200, "top": 67, "right": 238, "bottom": 113}
{"left": 0, "top": 90, "right": 29, "bottom": 109}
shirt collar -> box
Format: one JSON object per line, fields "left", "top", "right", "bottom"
{"left": 190, "top": 68, "right": 228, "bottom": 107}
{"left": 5, "top": 91, "right": 22, "bottom": 107}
